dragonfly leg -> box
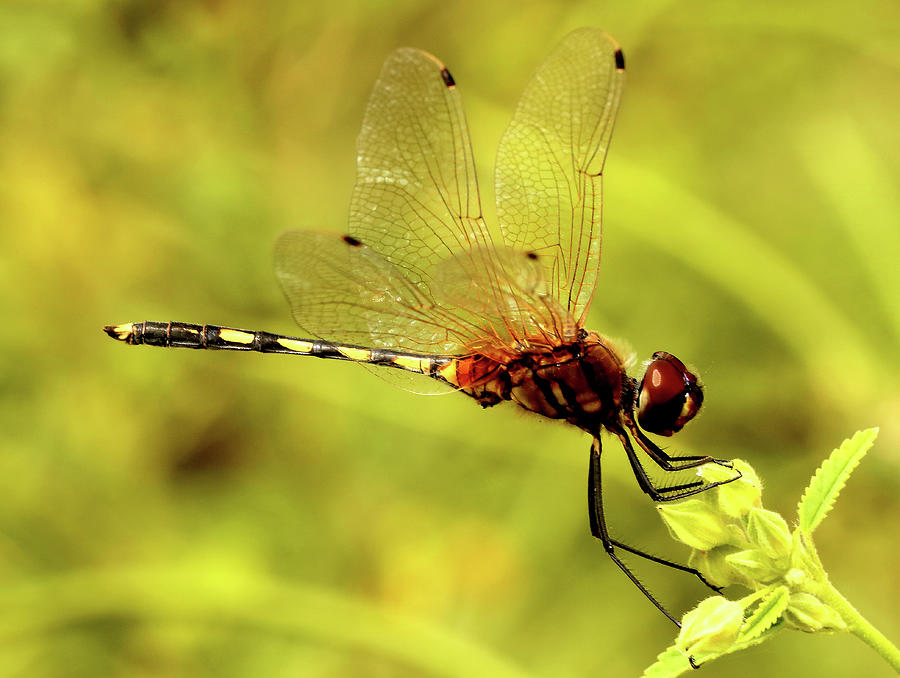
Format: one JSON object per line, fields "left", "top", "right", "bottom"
{"left": 610, "top": 538, "right": 723, "bottom": 593}
{"left": 589, "top": 438, "right": 722, "bottom": 604}
{"left": 588, "top": 438, "right": 681, "bottom": 626}
{"left": 628, "top": 419, "right": 734, "bottom": 471}
{"left": 613, "top": 428, "right": 741, "bottom": 502}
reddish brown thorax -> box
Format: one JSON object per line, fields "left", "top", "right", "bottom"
{"left": 451, "top": 332, "right": 631, "bottom": 435}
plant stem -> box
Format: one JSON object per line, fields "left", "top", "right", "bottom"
{"left": 811, "top": 578, "right": 900, "bottom": 673}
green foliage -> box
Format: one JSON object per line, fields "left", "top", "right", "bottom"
{"left": 798, "top": 427, "right": 879, "bottom": 534}
{"left": 738, "top": 586, "right": 789, "bottom": 643}
{"left": 646, "top": 430, "right": 900, "bottom": 676}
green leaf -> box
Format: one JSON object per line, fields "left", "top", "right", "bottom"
{"left": 797, "top": 428, "right": 878, "bottom": 534}
{"left": 722, "top": 624, "right": 784, "bottom": 660}
{"left": 642, "top": 644, "right": 693, "bottom": 678}
{"left": 644, "top": 623, "right": 785, "bottom": 676}
{"left": 738, "top": 586, "right": 790, "bottom": 643}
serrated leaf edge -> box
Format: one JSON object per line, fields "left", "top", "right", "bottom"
{"left": 797, "top": 428, "right": 878, "bottom": 534}
{"left": 738, "top": 585, "right": 790, "bottom": 643}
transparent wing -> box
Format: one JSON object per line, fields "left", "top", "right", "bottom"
{"left": 430, "top": 245, "right": 575, "bottom": 353}
{"left": 274, "top": 230, "right": 452, "bottom": 398}
{"left": 275, "top": 231, "right": 467, "bottom": 354}
{"left": 495, "top": 28, "right": 625, "bottom": 326}
{"left": 274, "top": 231, "right": 573, "bottom": 356}
{"left": 274, "top": 46, "right": 579, "bottom": 363}
{"left": 349, "top": 47, "right": 493, "bottom": 288}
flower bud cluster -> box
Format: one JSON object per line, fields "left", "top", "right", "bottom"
{"left": 659, "top": 459, "right": 846, "bottom": 655}
{"left": 659, "top": 460, "right": 785, "bottom": 588}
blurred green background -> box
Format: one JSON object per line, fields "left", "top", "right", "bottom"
{"left": 2, "top": 1, "right": 898, "bottom": 676}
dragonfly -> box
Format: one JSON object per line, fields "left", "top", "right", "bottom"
{"left": 105, "top": 28, "right": 736, "bottom": 624}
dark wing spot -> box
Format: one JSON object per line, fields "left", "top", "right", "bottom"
{"left": 614, "top": 49, "right": 625, "bottom": 71}
{"left": 440, "top": 67, "right": 456, "bottom": 88}
{"left": 342, "top": 235, "right": 363, "bottom": 247}
{"left": 525, "top": 251, "right": 538, "bottom": 260}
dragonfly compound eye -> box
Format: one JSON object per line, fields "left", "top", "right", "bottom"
{"left": 637, "top": 352, "right": 703, "bottom": 436}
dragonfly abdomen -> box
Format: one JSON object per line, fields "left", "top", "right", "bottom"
{"left": 104, "top": 321, "right": 451, "bottom": 378}
{"left": 106, "top": 321, "right": 316, "bottom": 353}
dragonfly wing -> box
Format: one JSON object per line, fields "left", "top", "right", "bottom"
{"left": 277, "top": 48, "right": 497, "bottom": 355}
{"left": 276, "top": 46, "right": 576, "bottom": 359}
{"left": 275, "top": 230, "right": 476, "bottom": 395}
{"left": 431, "top": 245, "right": 575, "bottom": 352}
{"left": 278, "top": 37, "right": 623, "bottom": 374}
{"left": 276, "top": 230, "right": 470, "bottom": 354}
{"left": 349, "top": 47, "right": 494, "bottom": 287}
{"left": 495, "top": 28, "right": 625, "bottom": 326}
{"left": 275, "top": 231, "right": 570, "bottom": 357}
{"left": 348, "top": 46, "right": 575, "bottom": 351}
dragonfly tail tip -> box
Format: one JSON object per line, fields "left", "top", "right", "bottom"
{"left": 103, "top": 323, "right": 135, "bottom": 342}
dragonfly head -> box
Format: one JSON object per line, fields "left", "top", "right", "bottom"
{"left": 636, "top": 352, "right": 703, "bottom": 436}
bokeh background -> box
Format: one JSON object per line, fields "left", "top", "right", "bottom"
{"left": 2, "top": 1, "right": 898, "bottom": 676}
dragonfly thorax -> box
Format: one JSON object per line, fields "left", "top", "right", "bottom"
{"left": 451, "top": 332, "right": 632, "bottom": 435}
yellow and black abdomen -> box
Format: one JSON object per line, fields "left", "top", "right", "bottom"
{"left": 104, "top": 321, "right": 452, "bottom": 379}
{"left": 106, "top": 321, "right": 321, "bottom": 353}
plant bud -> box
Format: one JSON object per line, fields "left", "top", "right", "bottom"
{"left": 698, "top": 459, "right": 762, "bottom": 518}
{"left": 677, "top": 596, "right": 744, "bottom": 657}
{"left": 790, "top": 530, "right": 825, "bottom": 578}
{"left": 724, "top": 548, "right": 781, "bottom": 584}
{"left": 689, "top": 545, "right": 752, "bottom": 589}
{"left": 658, "top": 499, "right": 731, "bottom": 550}
{"left": 746, "top": 507, "right": 792, "bottom": 562}
{"left": 784, "top": 592, "right": 847, "bottom": 633}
